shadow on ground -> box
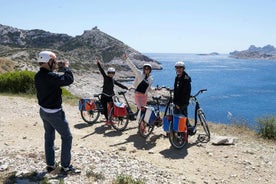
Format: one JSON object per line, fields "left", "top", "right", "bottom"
{"left": 159, "top": 141, "right": 198, "bottom": 159}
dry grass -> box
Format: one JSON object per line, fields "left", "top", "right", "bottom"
{"left": 0, "top": 58, "right": 16, "bottom": 74}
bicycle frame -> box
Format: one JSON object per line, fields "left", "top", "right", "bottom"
{"left": 107, "top": 90, "right": 138, "bottom": 131}
{"left": 137, "top": 95, "right": 163, "bottom": 138}
{"left": 189, "top": 89, "right": 210, "bottom": 142}
{"left": 80, "top": 93, "right": 103, "bottom": 124}
{"left": 159, "top": 87, "right": 210, "bottom": 149}
{"left": 190, "top": 89, "right": 207, "bottom": 127}
{"left": 117, "top": 91, "right": 136, "bottom": 120}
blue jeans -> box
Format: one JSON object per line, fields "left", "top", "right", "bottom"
{"left": 39, "top": 109, "right": 72, "bottom": 167}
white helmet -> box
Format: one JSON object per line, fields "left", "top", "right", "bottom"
{"left": 38, "top": 51, "right": 56, "bottom": 63}
{"left": 107, "top": 67, "right": 116, "bottom": 73}
{"left": 175, "top": 61, "right": 185, "bottom": 68}
{"left": 143, "top": 63, "right": 152, "bottom": 72}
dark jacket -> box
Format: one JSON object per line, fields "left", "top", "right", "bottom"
{"left": 97, "top": 63, "right": 128, "bottom": 96}
{"left": 35, "top": 67, "right": 74, "bottom": 109}
{"left": 173, "top": 71, "right": 191, "bottom": 106}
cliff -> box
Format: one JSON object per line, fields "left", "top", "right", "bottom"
{"left": 0, "top": 24, "right": 162, "bottom": 71}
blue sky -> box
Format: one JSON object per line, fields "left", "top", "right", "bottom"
{"left": 1, "top": 0, "right": 276, "bottom": 54}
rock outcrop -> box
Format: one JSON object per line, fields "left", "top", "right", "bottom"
{"left": 229, "top": 45, "right": 276, "bottom": 60}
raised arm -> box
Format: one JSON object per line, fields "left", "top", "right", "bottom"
{"left": 96, "top": 59, "right": 107, "bottom": 77}
{"left": 123, "top": 54, "right": 140, "bottom": 76}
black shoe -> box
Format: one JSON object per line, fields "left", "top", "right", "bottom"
{"left": 61, "top": 165, "right": 81, "bottom": 174}
{"left": 46, "top": 163, "right": 58, "bottom": 173}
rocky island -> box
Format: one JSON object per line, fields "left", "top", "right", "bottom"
{"left": 229, "top": 44, "right": 276, "bottom": 60}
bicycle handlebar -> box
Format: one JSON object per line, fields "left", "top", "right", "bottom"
{"left": 192, "top": 89, "right": 207, "bottom": 98}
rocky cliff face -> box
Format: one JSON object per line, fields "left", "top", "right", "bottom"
{"left": 0, "top": 24, "right": 162, "bottom": 70}
{"left": 229, "top": 45, "right": 276, "bottom": 60}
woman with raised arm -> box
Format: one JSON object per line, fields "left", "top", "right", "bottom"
{"left": 96, "top": 59, "right": 128, "bottom": 125}
{"left": 123, "top": 55, "right": 153, "bottom": 110}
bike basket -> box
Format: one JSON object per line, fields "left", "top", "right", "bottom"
{"left": 163, "top": 115, "right": 172, "bottom": 132}
{"left": 113, "top": 102, "right": 127, "bottom": 117}
{"left": 78, "top": 98, "right": 96, "bottom": 111}
{"left": 173, "top": 114, "right": 187, "bottom": 132}
{"left": 143, "top": 107, "right": 157, "bottom": 125}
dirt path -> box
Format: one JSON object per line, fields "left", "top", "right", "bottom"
{"left": 0, "top": 95, "right": 276, "bottom": 183}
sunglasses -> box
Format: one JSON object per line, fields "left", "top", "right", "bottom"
{"left": 175, "top": 66, "right": 183, "bottom": 69}
{"left": 108, "top": 72, "right": 115, "bottom": 74}
{"left": 144, "top": 67, "right": 150, "bottom": 70}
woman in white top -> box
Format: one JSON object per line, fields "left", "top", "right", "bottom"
{"left": 124, "top": 55, "right": 153, "bottom": 110}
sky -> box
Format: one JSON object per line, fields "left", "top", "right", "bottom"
{"left": 1, "top": 0, "right": 276, "bottom": 54}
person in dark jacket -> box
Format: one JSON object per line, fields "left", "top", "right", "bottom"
{"left": 35, "top": 51, "right": 80, "bottom": 174}
{"left": 173, "top": 61, "right": 191, "bottom": 116}
{"left": 96, "top": 59, "right": 128, "bottom": 125}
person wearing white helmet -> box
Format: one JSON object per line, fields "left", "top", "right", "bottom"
{"left": 96, "top": 59, "right": 128, "bottom": 125}
{"left": 173, "top": 61, "right": 191, "bottom": 117}
{"left": 35, "top": 51, "right": 80, "bottom": 174}
{"left": 123, "top": 55, "right": 153, "bottom": 110}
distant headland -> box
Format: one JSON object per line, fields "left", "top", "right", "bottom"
{"left": 229, "top": 45, "right": 276, "bottom": 60}
{"left": 197, "top": 52, "right": 219, "bottom": 56}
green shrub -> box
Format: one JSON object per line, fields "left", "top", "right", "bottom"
{"left": 112, "top": 174, "right": 145, "bottom": 184}
{"left": 0, "top": 71, "right": 36, "bottom": 94}
{"left": 256, "top": 115, "right": 276, "bottom": 140}
{"left": 0, "top": 71, "right": 77, "bottom": 101}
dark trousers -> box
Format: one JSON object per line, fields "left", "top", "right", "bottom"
{"left": 39, "top": 109, "right": 72, "bottom": 167}
{"left": 173, "top": 104, "right": 188, "bottom": 116}
{"left": 100, "top": 94, "right": 113, "bottom": 120}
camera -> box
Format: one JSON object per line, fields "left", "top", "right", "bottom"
{"left": 57, "top": 61, "right": 65, "bottom": 72}
{"left": 57, "top": 62, "right": 64, "bottom": 69}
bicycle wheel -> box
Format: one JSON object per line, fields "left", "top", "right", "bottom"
{"left": 80, "top": 109, "right": 100, "bottom": 124}
{"left": 197, "top": 110, "right": 210, "bottom": 142}
{"left": 168, "top": 121, "right": 188, "bottom": 149}
{"left": 138, "top": 115, "right": 154, "bottom": 138}
{"left": 109, "top": 108, "right": 129, "bottom": 131}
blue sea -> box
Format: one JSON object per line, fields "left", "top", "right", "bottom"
{"left": 144, "top": 53, "right": 276, "bottom": 128}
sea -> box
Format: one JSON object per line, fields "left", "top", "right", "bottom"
{"left": 143, "top": 53, "right": 276, "bottom": 128}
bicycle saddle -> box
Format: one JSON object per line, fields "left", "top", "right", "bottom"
{"left": 152, "top": 95, "right": 161, "bottom": 100}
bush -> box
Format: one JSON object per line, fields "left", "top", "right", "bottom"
{"left": 256, "top": 115, "right": 276, "bottom": 140}
{"left": 112, "top": 174, "right": 145, "bottom": 184}
{"left": 0, "top": 71, "right": 36, "bottom": 94}
{"left": 0, "top": 71, "right": 76, "bottom": 101}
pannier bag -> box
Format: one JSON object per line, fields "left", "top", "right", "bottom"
{"left": 78, "top": 98, "right": 96, "bottom": 111}
{"left": 143, "top": 107, "right": 157, "bottom": 125}
{"left": 113, "top": 102, "right": 127, "bottom": 117}
{"left": 173, "top": 114, "right": 187, "bottom": 132}
{"left": 163, "top": 115, "right": 172, "bottom": 132}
